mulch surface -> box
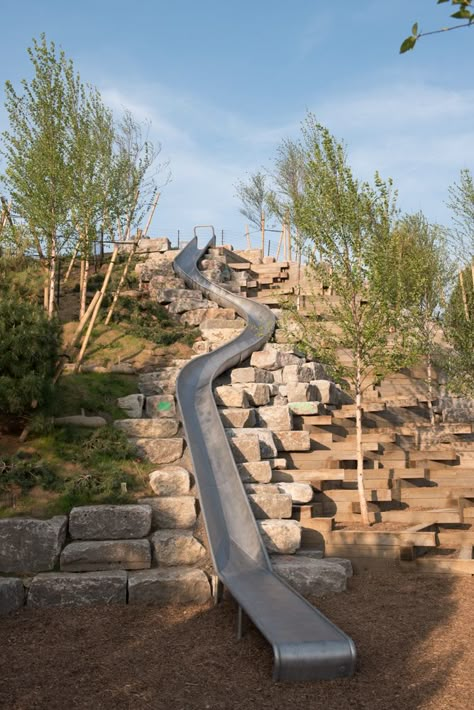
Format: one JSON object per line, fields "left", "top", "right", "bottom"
{"left": 0, "top": 569, "right": 472, "bottom": 710}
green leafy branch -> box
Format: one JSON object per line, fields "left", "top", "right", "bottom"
{"left": 400, "top": 0, "right": 474, "bottom": 53}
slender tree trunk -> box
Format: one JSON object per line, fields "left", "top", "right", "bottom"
{"left": 63, "top": 243, "right": 79, "bottom": 285}
{"left": 260, "top": 211, "right": 265, "bottom": 260}
{"left": 459, "top": 269, "right": 470, "bottom": 321}
{"left": 80, "top": 253, "right": 89, "bottom": 321}
{"left": 74, "top": 245, "right": 120, "bottom": 371}
{"left": 47, "top": 237, "right": 57, "bottom": 320}
{"left": 355, "top": 359, "right": 370, "bottom": 526}
{"left": 426, "top": 352, "right": 435, "bottom": 426}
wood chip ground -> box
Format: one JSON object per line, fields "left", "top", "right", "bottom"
{"left": 0, "top": 569, "right": 472, "bottom": 710}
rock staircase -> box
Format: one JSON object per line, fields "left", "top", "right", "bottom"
{"left": 131, "top": 241, "right": 474, "bottom": 578}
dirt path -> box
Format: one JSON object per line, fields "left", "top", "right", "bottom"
{"left": 0, "top": 569, "right": 472, "bottom": 710}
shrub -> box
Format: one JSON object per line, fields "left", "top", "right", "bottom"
{"left": 0, "top": 295, "right": 62, "bottom": 415}
{"left": 0, "top": 453, "right": 61, "bottom": 495}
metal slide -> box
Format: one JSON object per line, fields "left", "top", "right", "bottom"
{"left": 174, "top": 232, "right": 356, "bottom": 682}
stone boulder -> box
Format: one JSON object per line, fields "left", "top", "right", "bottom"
{"left": 272, "top": 556, "right": 347, "bottom": 596}
{"left": 134, "top": 438, "right": 184, "bottom": 464}
{"left": 240, "top": 383, "right": 272, "bottom": 407}
{"left": 145, "top": 395, "right": 176, "bottom": 419}
{"left": 228, "top": 435, "right": 261, "bottom": 463}
{"left": 249, "top": 494, "right": 292, "bottom": 520}
{"left": 226, "top": 428, "right": 277, "bottom": 459}
{"left": 60, "top": 540, "right": 151, "bottom": 572}
{"left": 114, "top": 418, "right": 179, "bottom": 438}
{"left": 237, "top": 461, "right": 272, "bottom": 484}
{"left": 149, "top": 467, "right": 191, "bottom": 496}
{"left": 250, "top": 350, "right": 284, "bottom": 371}
{"left": 286, "top": 382, "right": 318, "bottom": 402}
{"left": 219, "top": 408, "right": 256, "bottom": 428}
{"left": 214, "top": 385, "right": 249, "bottom": 408}
{"left": 0, "top": 578, "right": 24, "bottom": 615}
{"left": 257, "top": 405, "right": 293, "bottom": 431}
{"left": 273, "top": 431, "right": 311, "bottom": 452}
{"left": 312, "top": 380, "right": 340, "bottom": 405}
{"left": 69, "top": 505, "right": 152, "bottom": 540}
{"left": 324, "top": 557, "right": 354, "bottom": 577}
{"left": 276, "top": 482, "right": 314, "bottom": 504}
{"left": 128, "top": 567, "right": 210, "bottom": 605}
{"left": 168, "top": 297, "right": 207, "bottom": 314}
{"left": 27, "top": 571, "right": 127, "bottom": 608}
{"left": 139, "top": 368, "right": 179, "bottom": 396}
{"left": 0, "top": 517, "right": 67, "bottom": 574}
{"left": 138, "top": 497, "right": 196, "bottom": 529}
{"left": 117, "top": 394, "right": 145, "bottom": 418}
{"left": 231, "top": 368, "right": 274, "bottom": 384}
{"left": 258, "top": 520, "right": 301, "bottom": 554}
{"left": 151, "top": 530, "right": 207, "bottom": 566}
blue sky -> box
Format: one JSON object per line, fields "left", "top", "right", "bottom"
{"left": 1, "top": 0, "right": 473, "bottom": 247}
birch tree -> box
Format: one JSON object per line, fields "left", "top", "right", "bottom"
{"left": 1, "top": 34, "right": 76, "bottom": 318}
{"left": 284, "top": 117, "right": 417, "bottom": 525}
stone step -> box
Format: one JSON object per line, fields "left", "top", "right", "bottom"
{"left": 60, "top": 540, "right": 151, "bottom": 572}
{"left": 248, "top": 493, "right": 293, "bottom": 519}
{"left": 257, "top": 519, "right": 301, "bottom": 554}
{"left": 27, "top": 571, "right": 127, "bottom": 608}
{"left": 150, "top": 530, "right": 207, "bottom": 566}
{"left": 271, "top": 555, "right": 349, "bottom": 596}
{"left": 128, "top": 568, "right": 211, "bottom": 605}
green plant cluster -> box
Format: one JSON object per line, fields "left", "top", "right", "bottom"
{"left": 0, "top": 452, "right": 61, "bottom": 495}
{"left": 109, "top": 295, "right": 196, "bottom": 346}
{"left": 0, "top": 293, "right": 62, "bottom": 416}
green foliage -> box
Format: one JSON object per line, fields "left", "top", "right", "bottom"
{"left": 52, "top": 372, "right": 139, "bottom": 420}
{"left": 443, "top": 266, "right": 474, "bottom": 395}
{"left": 401, "top": 1, "right": 474, "bottom": 53}
{"left": 447, "top": 168, "right": 474, "bottom": 261}
{"left": 0, "top": 255, "right": 45, "bottom": 303}
{"left": 284, "top": 116, "right": 417, "bottom": 395}
{"left": 235, "top": 172, "right": 274, "bottom": 228}
{"left": 0, "top": 452, "right": 61, "bottom": 495}
{"left": 0, "top": 294, "right": 61, "bottom": 415}
{"left": 109, "top": 296, "right": 197, "bottom": 346}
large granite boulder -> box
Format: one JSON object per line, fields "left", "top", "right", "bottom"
{"left": 60, "top": 540, "right": 151, "bottom": 572}
{"left": 134, "top": 438, "right": 184, "bottom": 464}
{"left": 228, "top": 435, "right": 261, "bottom": 463}
{"left": 226, "top": 428, "right": 277, "bottom": 459}
{"left": 250, "top": 350, "right": 284, "bottom": 371}
{"left": 27, "top": 571, "right": 127, "bottom": 608}
{"left": 219, "top": 408, "right": 257, "bottom": 428}
{"left": 149, "top": 467, "right": 191, "bottom": 496}
{"left": 138, "top": 497, "right": 196, "bottom": 529}
{"left": 258, "top": 519, "right": 301, "bottom": 554}
{"left": 272, "top": 556, "right": 348, "bottom": 596}
{"left": 248, "top": 493, "right": 292, "bottom": 519}
{"left": 276, "top": 482, "right": 314, "bottom": 504}
{"left": 231, "top": 368, "right": 274, "bottom": 384}
{"left": 117, "top": 394, "right": 145, "bottom": 418}
{"left": 273, "top": 431, "right": 311, "bottom": 452}
{"left": 69, "top": 505, "right": 152, "bottom": 540}
{"left": 151, "top": 530, "right": 207, "bottom": 566}
{"left": 0, "top": 517, "right": 67, "bottom": 574}
{"left": 0, "top": 578, "right": 24, "bottom": 615}
{"left": 214, "top": 385, "right": 249, "bottom": 408}
{"left": 257, "top": 405, "right": 293, "bottom": 431}
{"left": 114, "top": 418, "right": 179, "bottom": 438}
{"left": 139, "top": 368, "right": 180, "bottom": 396}
{"left": 145, "top": 395, "right": 176, "bottom": 419}
{"left": 237, "top": 461, "right": 272, "bottom": 483}
{"left": 128, "top": 568, "right": 211, "bottom": 605}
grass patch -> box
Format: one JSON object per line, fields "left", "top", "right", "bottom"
{"left": 109, "top": 296, "right": 197, "bottom": 347}
{"left": 1, "top": 425, "right": 154, "bottom": 518}
{"left": 51, "top": 372, "right": 139, "bottom": 420}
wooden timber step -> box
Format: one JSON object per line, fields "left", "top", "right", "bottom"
{"left": 313, "top": 488, "right": 392, "bottom": 503}
{"left": 437, "top": 529, "right": 474, "bottom": 545}
{"left": 414, "top": 548, "right": 474, "bottom": 575}
{"left": 271, "top": 469, "right": 345, "bottom": 483}
{"left": 409, "top": 449, "right": 458, "bottom": 463}
{"left": 379, "top": 508, "right": 461, "bottom": 524}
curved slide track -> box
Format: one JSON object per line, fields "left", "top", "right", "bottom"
{"left": 173, "top": 232, "right": 356, "bottom": 682}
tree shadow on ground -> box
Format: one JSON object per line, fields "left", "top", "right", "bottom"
{"left": 0, "top": 569, "right": 472, "bottom": 710}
